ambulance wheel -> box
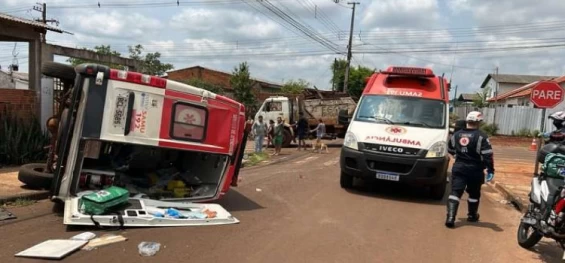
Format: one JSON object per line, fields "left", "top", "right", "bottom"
{"left": 41, "top": 62, "right": 76, "bottom": 82}
{"left": 340, "top": 172, "right": 354, "bottom": 189}
{"left": 18, "top": 163, "right": 53, "bottom": 190}
{"left": 430, "top": 180, "right": 447, "bottom": 200}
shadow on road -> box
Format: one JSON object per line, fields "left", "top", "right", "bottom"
{"left": 345, "top": 179, "right": 448, "bottom": 206}
{"left": 216, "top": 189, "right": 265, "bottom": 212}
{"left": 530, "top": 240, "right": 564, "bottom": 263}
{"left": 454, "top": 218, "right": 504, "bottom": 232}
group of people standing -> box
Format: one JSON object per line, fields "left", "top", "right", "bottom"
{"left": 250, "top": 112, "right": 326, "bottom": 155}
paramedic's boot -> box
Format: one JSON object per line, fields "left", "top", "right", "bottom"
{"left": 445, "top": 199, "right": 459, "bottom": 228}
{"left": 467, "top": 200, "right": 480, "bottom": 222}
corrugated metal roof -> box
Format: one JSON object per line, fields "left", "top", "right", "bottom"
{"left": 491, "top": 74, "right": 558, "bottom": 84}
{"left": 0, "top": 13, "right": 63, "bottom": 33}
{"left": 458, "top": 93, "right": 478, "bottom": 101}
{"left": 480, "top": 73, "right": 558, "bottom": 89}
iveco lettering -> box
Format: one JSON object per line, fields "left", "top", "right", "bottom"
{"left": 340, "top": 66, "right": 451, "bottom": 200}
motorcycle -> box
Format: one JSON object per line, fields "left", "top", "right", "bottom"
{"left": 517, "top": 142, "right": 565, "bottom": 255}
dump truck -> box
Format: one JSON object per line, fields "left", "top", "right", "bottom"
{"left": 254, "top": 91, "right": 357, "bottom": 147}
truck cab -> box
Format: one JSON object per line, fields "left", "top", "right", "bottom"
{"left": 339, "top": 66, "right": 451, "bottom": 200}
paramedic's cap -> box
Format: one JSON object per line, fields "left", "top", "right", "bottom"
{"left": 466, "top": 111, "right": 484, "bottom": 123}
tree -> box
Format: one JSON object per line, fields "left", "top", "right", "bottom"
{"left": 330, "top": 59, "right": 374, "bottom": 98}
{"left": 67, "top": 44, "right": 174, "bottom": 76}
{"left": 330, "top": 59, "right": 347, "bottom": 92}
{"left": 230, "top": 62, "right": 256, "bottom": 116}
{"left": 473, "top": 86, "right": 491, "bottom": 108}
{"left": 128, "top": 44, "right": 174, "bottom": 76}
{"left": 281, "top": 79, "right": 310, "bottom": 97}
{"left": 67, "top": 45, "right": 123, "bottom": 69}
{"left": 183, "top": 79, "right": 224, "bottom": 95}
{"left": 348, "top": 65, "right": 374, "bottom": 99}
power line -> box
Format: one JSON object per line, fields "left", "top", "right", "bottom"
{"left": 296, "top": 0, "right": 341, "bottom": 35}
{"left": 253, "top": 0, "right": 341, "bottom": 53}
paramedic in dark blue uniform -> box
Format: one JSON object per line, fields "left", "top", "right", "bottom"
{"left": 445, "top": 111, "right": 495, "bottom": 228}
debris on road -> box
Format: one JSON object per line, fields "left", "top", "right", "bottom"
{"left": 70, "top": 232, "right": 96, "bottom": 241}
{"left": 0, "top": 207, "right": 16, "bottom": 221}
{"left": 138, "top": 242, "right": 161, "bottom": 257}
{"left": 499, "top": 200, "right": 511, "bottom": 205}
{"left": 83, "top": 234, "right": 128, "bottom": 251}
{"left": 15, "top": 239, "right": 88, "bottom": 259}
{"left": 256, "top": 188, "right": 262, "bottom": 192}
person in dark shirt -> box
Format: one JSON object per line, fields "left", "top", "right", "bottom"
{"left": 445, "top": 111, "right": 495, "bottom": 228}
{"left": 295, "top": 112, "right": 309, "bottom": 151}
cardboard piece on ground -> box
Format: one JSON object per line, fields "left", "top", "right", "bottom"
{"left": 83, "top": 234, "right": 127, "bottom": 251}
{"left": 15, "top": 239, "right": 88, "bottom": 259}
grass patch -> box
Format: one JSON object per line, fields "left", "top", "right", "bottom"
{"left": 245, "top": 152, "right": 270, "bottom": 167}
{"left": 4, "top": 198, "right": 36, "bottom": 207}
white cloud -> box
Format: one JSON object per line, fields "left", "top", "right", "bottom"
{"left": 361, "top": 0, "right": 440, "bottom": 29}
{"left": 61, "top": 10, "right": 162, "bottom": 40}
{"left": 170, "top": 8, "right": 283, "bottom": 40}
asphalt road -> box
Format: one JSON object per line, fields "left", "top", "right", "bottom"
{"left": 0, "top": 149, "right": 562, "bottom": 263}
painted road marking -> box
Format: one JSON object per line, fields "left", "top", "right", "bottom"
{"left": 294, "top": 156, "right": 318, "bottom": 164}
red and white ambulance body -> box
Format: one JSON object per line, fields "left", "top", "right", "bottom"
{"left": 51, "top": 64, "right": 248, "bottom": 227}
{"left": 340, "top": 66, "right": 451, "bottom": 199}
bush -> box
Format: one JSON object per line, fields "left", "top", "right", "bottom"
{"left": 449, "top": 113, "right": 460, "bottom": 127}
{"left": 480, "top": 123, "right": 498, "bottom": 136}
{"left": 0, "top": 113, "right": 50, "bottom": 166}
{"left": 511, "top": 128, "right": 540, "bottom": 138}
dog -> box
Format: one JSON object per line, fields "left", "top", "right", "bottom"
{"left": 311, "top": 139, "right": 329, "bottom": 154}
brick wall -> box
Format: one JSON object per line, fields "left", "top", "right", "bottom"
{"left": 0, "top": 88, "right": 37, "bottom": 122}
{"left": 168, "top": 67, "right": 234, "bottom": 90}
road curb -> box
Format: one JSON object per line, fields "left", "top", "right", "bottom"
{"left": 0, "top": 190, "right": 50, "bottom": 205}
{"left": 487, "top": 180, "right": 528, "bottom": 213}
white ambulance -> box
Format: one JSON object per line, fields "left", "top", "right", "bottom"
{"left": 339, "top": 66, "right": 451, "bottom": 200}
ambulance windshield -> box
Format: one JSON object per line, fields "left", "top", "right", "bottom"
{"left": 355, "top": 95, "right": 446, "bottom": 129}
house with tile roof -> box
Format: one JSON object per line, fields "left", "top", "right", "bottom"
{"left": 486, "top": 76, "right": 565, "bottom": 108}
{"left": 480, "top": 73, "right": 558, "bottom": 102}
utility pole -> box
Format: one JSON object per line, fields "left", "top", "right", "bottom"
{"left": 452, "top": 85, "right": 458, "bottom": 106}
{"left": 332, "top": 58, "right": 337, "bottom": 91}
{"left": 343, "top": 2, "right": 360, "bottom": 94}
{"left": 33, "top": 3, "right": 59, "bottom": 43}
{"left": 492, "top": 67, "right": 499, "bottom": 123}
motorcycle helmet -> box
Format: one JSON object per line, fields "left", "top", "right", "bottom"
{"left": 549, "top": 111, "right": 565, "bottom": 129}
{"left": 538, "top": 142, "right": 565, "bottom": 163}
{"left": 538, "top": 143, "right": 560, "bottom": 163}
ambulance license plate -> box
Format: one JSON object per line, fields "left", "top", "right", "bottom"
{"left": 113, "top": 95, "right": 128, "bottom": 126}
{"left": 376, "top": 172, "right": 399, "bottom": 182}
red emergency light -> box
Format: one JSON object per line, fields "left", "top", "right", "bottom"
{"left": 381, "top": 66, "right": 435, "bottom": 78}
{"left": 109, "top": 69, "right": 167, "bottom": 89}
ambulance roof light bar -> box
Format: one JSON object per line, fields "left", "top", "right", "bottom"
{"left": 109, "top": 69, "right": 167, "bottom": 89}
{"left": 380, "top": 66, "right": 435, "bottom": 78}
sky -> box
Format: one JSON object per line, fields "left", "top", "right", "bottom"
{"left": 1, "top": 0, "right": 565, "bottom": 98}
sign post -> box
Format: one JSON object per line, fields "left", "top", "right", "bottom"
{"left": 530, "top": 81, "right": 565, "bottom": 176}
